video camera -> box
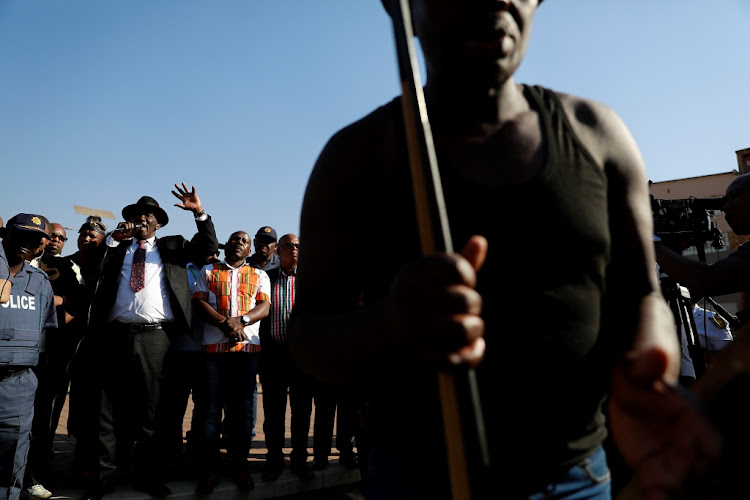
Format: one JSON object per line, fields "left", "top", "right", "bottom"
{"left": 651, "top": 195, "right": 726, "bottom": 252}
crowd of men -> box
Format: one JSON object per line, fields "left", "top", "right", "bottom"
{"left": 6, "top": 1, "right": 750, "bottom": 500}
{"left": 0, "top": 184, "right": 361, "bottom": 500}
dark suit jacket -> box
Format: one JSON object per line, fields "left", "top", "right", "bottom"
{"left": 88, "top": 216, "right": 218, "bottom": 332}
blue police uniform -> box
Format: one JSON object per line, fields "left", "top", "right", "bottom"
{"left": 0, "top": 244, "right": 56, "bottom": 500}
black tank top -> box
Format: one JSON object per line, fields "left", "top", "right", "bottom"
{"left": 360, "top": 85, "right": 612, "bottom": 498}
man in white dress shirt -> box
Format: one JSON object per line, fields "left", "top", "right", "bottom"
{"left": 82, "top": 183, "right": 217, "bottom": 500}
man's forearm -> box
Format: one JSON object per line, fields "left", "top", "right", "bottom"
{"left": 243, "top": 301, "right": 270, "bottom": 325}
{"left": 194, "top": 298, "right": 225, "bottom": 327}
{"left": 654, "top": 242, "right": 709, "bottom": 297}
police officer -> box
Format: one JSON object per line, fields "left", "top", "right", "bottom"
{"left": 0, "top": 214, "right": 57, "bottom": 500}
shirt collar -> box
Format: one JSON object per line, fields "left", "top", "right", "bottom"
{"left": 133, "top": 236, "right": 156, "bottom": 248}
{"left": 15, "top": 261, "right": 34, "bottom": 278}
{"left": 222, "top": 259, "right": 249, "bottom": 271}
{"left": 280, "top": 267, "right": 297, "bottom": 277}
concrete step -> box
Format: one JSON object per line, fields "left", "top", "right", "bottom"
{"left": 48, "top": 463, "right": 362, "bottom": 499}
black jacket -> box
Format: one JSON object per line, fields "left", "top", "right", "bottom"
{"left": 88, "top": 216, "right": 218, "bottom": 332}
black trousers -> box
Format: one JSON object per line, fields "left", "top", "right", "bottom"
{"left": 97, "top": 324, "right": 170, "bottom": 482}
{"left": 259, "top": 341, "right": 314, "bottom": 465}
{"left": 313, "top": 381, "right": 360, "bottom": 462}
{"left": 156, "top": 348, "right": 203, "bottom": 467}
{"left": 68, "top": 332, "right": 103, "bottom": 477}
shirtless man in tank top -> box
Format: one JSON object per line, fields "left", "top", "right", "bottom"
{"left": 289, "top": 2, "right": 721, "bottom": 499}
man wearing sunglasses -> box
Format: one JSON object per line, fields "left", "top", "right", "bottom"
{"left": 258, "top": 235, "right": 317, "bottom": 482}
{"left": 24, "top": 223, "right": 85, "bottom": 500}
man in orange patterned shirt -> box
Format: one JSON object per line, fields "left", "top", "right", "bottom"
{"left": 192, "top": 230, "right": 270, "bottom": 494}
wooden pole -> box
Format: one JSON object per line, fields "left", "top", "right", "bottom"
{"left": 387, "top": 1, "right": 489, "bottom": 498}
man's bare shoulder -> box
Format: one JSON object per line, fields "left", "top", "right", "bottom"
{"left": 553, "top": 90, "right": 641, "bottom": 172}
{"left": 554, "top": 91, "right": 611, "bottom": 122}
{"left": 554, "top": 91, "right": 622, "bottom": 141}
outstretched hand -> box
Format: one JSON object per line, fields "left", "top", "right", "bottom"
{"left": 387, "top": 235, "right": 488, "bottom": 368}
{"left": 172, "top": 182, "right": 203, "bottom": 214}
{"left": 609, "top": 345, "right": 722, "bottom": 500}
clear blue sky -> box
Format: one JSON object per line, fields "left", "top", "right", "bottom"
{"left": 2, "top": 1, "right": 749, "bottom": 256}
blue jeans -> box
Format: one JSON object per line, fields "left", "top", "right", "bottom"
{"left": 367, "top": 443, "right": 611, "bottom": 500}
{"left": 528, "top": 445, "right": 611, "bottom": 500}
{"left": 198, "top": 352, "right": 260, "bottom": 475}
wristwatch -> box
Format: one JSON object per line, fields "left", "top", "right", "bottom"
{"left": 652, "top": 235, "right": 662, "bottom": 243}
{"left": 240, "top": 314, "right": 251, "bottom": 326}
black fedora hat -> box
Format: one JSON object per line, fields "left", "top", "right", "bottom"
{"left": 381, "top": 0, "right": 543, "bottom": 16}
{"left": 122, "top": 196, "right": 169, "bottom": 227}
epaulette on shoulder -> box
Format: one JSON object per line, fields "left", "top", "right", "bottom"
{"left": 29, "top": 265, "right": 50, "bottom": 279}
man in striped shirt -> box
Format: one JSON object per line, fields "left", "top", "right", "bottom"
{"left": 259, "top": 234, "right": 317, "bottom": 481}
{"left": 192, "top": 230, "right": 270, "bottom": 493}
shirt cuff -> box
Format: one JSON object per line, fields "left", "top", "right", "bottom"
{"left": 195, "top": 211, "right": 208, "bottom": 222}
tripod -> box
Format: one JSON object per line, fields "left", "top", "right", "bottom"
{"left": 656, "top": 229, "right": 739, "bottom": 379}
{"left": 658, "top": 273, "right": 707, "bottom": 381}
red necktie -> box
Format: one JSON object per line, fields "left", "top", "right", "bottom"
{"left": 130, "top": 240, "right": 147, "bottom": 292}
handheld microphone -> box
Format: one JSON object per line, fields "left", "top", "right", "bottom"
{"left": 115, "top": 224, "right": 143, "bottom": 232}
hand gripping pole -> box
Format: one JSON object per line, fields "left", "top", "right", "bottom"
{"left": 386, "top": 1, "right": 490, "bottom": 498}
